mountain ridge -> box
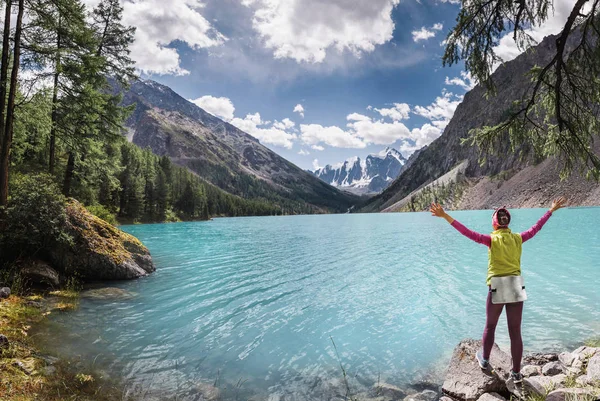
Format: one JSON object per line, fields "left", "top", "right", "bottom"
{"left": 311, "top": 147, "right": 407, "bottom": 194}
{"left": 119, "top": 79, "right": 360, "bottom": 214}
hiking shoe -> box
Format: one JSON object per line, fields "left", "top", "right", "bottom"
{"left": 511, "top": 370, "right": 523, "bottom": 384}
{"left": 476, "top": 350, "right": 490, "bottom": 369}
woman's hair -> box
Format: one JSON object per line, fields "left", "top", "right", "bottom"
{"left": 493, "top": 207, "right": 511, "bottom": 227}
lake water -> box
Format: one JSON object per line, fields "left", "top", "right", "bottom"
{"left": 35, "top": 209, "right": 600, "bottom": 400}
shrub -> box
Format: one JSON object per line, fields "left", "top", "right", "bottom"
{"left": 0, "top": 173, "right": 71, "bottom": 260}
{"left": 85, "top": 204, "right": 118, "bottom": 226}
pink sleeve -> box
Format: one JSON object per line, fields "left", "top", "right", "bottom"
{"left": 451, "top": 220, "right": 491, "bottom": 247}
{"left": 520, "top": 211, "right": 552, "bottom": 243}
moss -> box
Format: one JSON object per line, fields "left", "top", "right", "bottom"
{"left": 65, "top": 199, "right": 146, "bottom": 266}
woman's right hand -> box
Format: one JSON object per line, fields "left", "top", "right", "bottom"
{"left": 550, "top": 197, "right": 567, "bottom": 212}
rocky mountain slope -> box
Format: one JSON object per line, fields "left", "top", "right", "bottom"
{"left": 118, "top": 80, "right": 358, "bottom": 214}
{"left": 359, "top": 32, "right": 600, "bottom": 213}
{"left": 311, "top": 147, "right": 407, "bottom": 194}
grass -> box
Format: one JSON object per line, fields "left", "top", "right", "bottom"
{"left": 584, "top": 337, "right": 600, "bottom": 347}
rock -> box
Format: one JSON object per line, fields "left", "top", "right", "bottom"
{"left": 575, "top": 375, "right": 590, "bottom": 387}
{"left": 0, "top": 287, "right": 10, "bottom": 299}
{"left": 476, "top": 393, "right": 506, "bottom": 401}
{"left": 373, "top": 382, "right": 407, "bottom": 400}
{"left": 572, "top": 346, "right": 599, "bottom": 359}
{"left": 12, "top": 360, "right": 33, "bottom": 375}
{"left": 587, "top": 354, "right": 600, "bottom": 381}
{"left": 0, "top": 334, "right": 9, "bottom": 351}
{"left": 193, "top": 382, "right": 220, "bottom": 401}
{"left": 522, "top": 353, "right": 559, "bottom": 366}
{"left": 521, "top": 365, "right": 542, "bottom": 377}
{"left": 37, "top": 354, "right": 59, "bottom": 366}
{"left": 545, "top": 388, "right": 598, "bottom": 401}
{"left": 442, "top": 339, "right": 512, "bottom": 401}
{"left": 19, "top": 259, "right": 60, "bottom": 288}
{"left": 507, "top": 375, "right": 558, "bottom": 399}
{"left": 542, "top": 361, "right": 565, "bottom": 376}
{"left": 49, "top": 200, "right": 155, "bottom": 281}
{"left": 439, "top": 397, "right": 456, "bottom": 401}
{"left": 404, "top": 390, "right": 438, "bottom": 401}
{"left": 80, "top": 287, "right": 136, "bottom": 300}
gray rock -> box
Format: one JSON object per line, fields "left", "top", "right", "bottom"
{"left": 20, "top": 260, "right": 60, "bottom": 288}
{"left": 0, "top": 287, "right": 10, "bottom": 299}
{"left": 572, "top": 346, "right": 600, "bottom": 359}
{"left": 80, "top": 287, "right": 136, "bottom": 300}
{"left": 559, "top": 352, "right": 577, "bottom": 367}
{"left": 442, "top": 339, "right": 511, "bottom": 401}
{"left": 475, "top": 393, "right": 506, "bottom": 401}
{"left": 522, "top": 353, "right": 559, "bottom": 366}
{"left": 0, "top": 334, "right": 9, "bottom": 351}
{"left": 521, "top": 365, "right": 542, "bottom": 377}
{"left": 545, "top": 388, "right": 597, "bottom": 401}
{"left": 373, "top": 382, "right": 407, "bottom": 400}
{"left": 507, "top": 375, "right": 556, "bottom": 399}
{"left": 38, "top": 354, "right": 59, "bottom": 366}
{"left": 439, "top": 397, "right": 456, "bottom": 401}
{"left": 575, "top": 375, "right": 590, "bottom": 387}
{"left": 404, "top": 390, "right": 438, "bottom": 401}
{"left": 193, "top": 381, "right": 220, "bottom": 401}
{"left": 587, "top": 354, "right": 600, "bottom": 381}
{"left": 542, "top": 361, "right": 565, "bottom": 376}
{"left": 12, "top": 360, "right": 32, "bottom": 375}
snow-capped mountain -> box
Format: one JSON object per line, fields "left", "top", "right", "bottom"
{"left": 312, "top": 147, "right": 407, "bottom": 194}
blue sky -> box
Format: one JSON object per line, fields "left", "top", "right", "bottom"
{"left": 87, "top": 0, "right": 573, "bottom": 170}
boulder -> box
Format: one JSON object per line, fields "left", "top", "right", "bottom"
{"left": 442, "top": 339, "right": 512, "bottom": 401}
{"left": 193, "top": 381, "right": 220, "bottom": 401}
{"left": 587, "top": 354, "right": 600, "bottom": 382}
{"left": 572, "top": 346, "right": 599, "bottom": 359}
{"left": 545, "top": 388, "right": 598, "bottom": 401}
{"left": 0, "top": 287, "right": 10, "bottom": 299}
{"left": 404, "top": 390, "right": 437, "bottom": 401}
{"left": 439, "top": 397, "right": 456, "bottom": 401}
{"left": 522, "top": 353, "right": 559, "bottom": 366}
{"left": 476, "top": 393, "right": 506, "bottom": 401}
{"left": 19, "top": 259, "right": 60, "bottom": 288}
{"left": 521, "top": 365, "right": 542, "bottom": 377}
{"left": 80, "top": 287, "right": 136, "bottom": 300}
{"left": 542, "top": 361, "right": 565, "bottom": 376}
{"left": 49, "top": 200, "right": 155, "bottom": 281}
{"left": 373, "top": 382, "right": 407, "bottom": 400}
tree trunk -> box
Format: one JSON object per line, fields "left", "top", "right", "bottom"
{"left": 0, "top": 0, "right": 12, "bottom": 206}
{"left": 0, "top": 0, "right": 24, "bottom": 208}
{"left": 49, "top": 18, "right": 62, "bottom": 175}
{"left": 63, "top": 151, "right": 75, "bottom": 197}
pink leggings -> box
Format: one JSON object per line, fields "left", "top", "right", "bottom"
{"left": 483, "top": 291, "right": 523, "bottom": 372}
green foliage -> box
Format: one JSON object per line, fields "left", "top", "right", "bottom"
{"left": 444, "top": 0, "right": 600, "bottom": 179}
{"left": 585, "top": 336, "right": 600, "bottom": 347}
{"left": 399, "top": 179, "right": 468, "bottom": 212}
{"left": 0, "top": 173, "right": 71, "bottom": 258}
{"left": 86, "top": 204, "right": 117, "bottom": 225}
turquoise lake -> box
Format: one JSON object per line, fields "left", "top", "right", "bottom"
{"left": 38, "top": 208, "right": 600, "bottom": 400}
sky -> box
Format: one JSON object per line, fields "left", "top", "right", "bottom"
{"left": 82, "top": 0, "right": 576, "bottom": 171}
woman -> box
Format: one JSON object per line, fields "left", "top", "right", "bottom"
{"left": 429, "top": 198, "right": 567, "bottom": 383}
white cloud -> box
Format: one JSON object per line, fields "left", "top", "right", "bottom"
{"left": 118, "top": 0, "right": 226, "bottom": 76}
{"left": 243, "top": 0, "right": 401, "bottom": 63}
{"left": 312, "top": 159, "right": 321, "bottom": 170}
{"left": 412, "top": 23, "right": 443, "bottom": 43}
{"left": 293, "top": 104, "right": 305, "bottom": 118}
{"left": 374, "top": 103, "right": 411, "bottom": 121}
{"left": 445, "top": 71, "right": 476, "bottom": 91}
{"left": 298, "top": 149, "right": 310, "bottom": 155}
{"left": 189, "top": 95, "right": 235, "bottom": 121}
{"left": 347, "top": 112, "right": 372, "bottom": 122}
{"left": 230, "top": 112, "right": 296, "bottom": 149}
{"left": 273, "top": 118, "right": 296, "bottom": 130}
{"left": 300, "top": 124, "right": 366, "bottom": 149}
{"left": 412, "top": 27, "right": 436, "bottom": 42}
{"left": 413, "top": 91, "right": 462, "bottom": 124}
{"left": 346, "top": 117, "right": 412, "bottom": 145}
{"left": 311, "top": 145, "right": 325, "bottom": 151}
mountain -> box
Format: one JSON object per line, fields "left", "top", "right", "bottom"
{"left": 118, "top": 80, "right": 359, "bottom": 214}
{"left": 359, "top": 31, "right": 600, "bottom": 213}
{"left": 312, "top": 147, "right": 407, "bottom": 194}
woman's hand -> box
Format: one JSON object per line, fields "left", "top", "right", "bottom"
{"left": 430, "top": 203, "right": 447, "bottom": 218}
{"left": 550, "top": 197, "right": 567, "bottom": 213}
